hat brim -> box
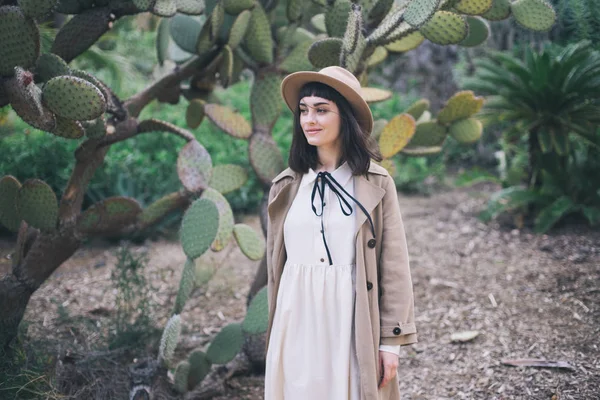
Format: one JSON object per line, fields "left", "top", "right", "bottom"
{"left": 280, "top": 71, "right": 374, "bottom": 134}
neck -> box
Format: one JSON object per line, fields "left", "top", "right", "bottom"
{"left": 316, "top": 143, "right": 342, "bottom": 172}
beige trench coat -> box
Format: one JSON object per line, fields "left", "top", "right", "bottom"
{"left": 265, "top": 161, "right": 417, "bottom": 400}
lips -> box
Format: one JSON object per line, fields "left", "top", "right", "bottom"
{"left": 305, "top": 129, "right": 322, "bottom": 134}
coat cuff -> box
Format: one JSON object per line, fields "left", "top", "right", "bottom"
{"left": 380, "top": 322, "right": 417, "bottom": 346}
{"left": 379, "top": 344, "right": 401, "bottom": 356}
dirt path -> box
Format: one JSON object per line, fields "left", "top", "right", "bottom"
{"left": 3, "top": 185, "right": 598, "bottom": 399}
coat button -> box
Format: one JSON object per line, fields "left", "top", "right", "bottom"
{"left": 320, "top": 258, "right": 325, "bottom": 262}
{"left": 366, "top": 281, "right": 373, "bottom": 291}
{"left": 367, "top": 239, "right": 376, "bottom": 248}
{"left": 393, "top": 327, "right": 401, "bottom": 335}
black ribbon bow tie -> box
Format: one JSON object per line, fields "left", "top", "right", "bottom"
{"left": 310, "top": 171, "right": 376, "bottom": 265}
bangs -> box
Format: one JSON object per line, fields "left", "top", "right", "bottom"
{"left": 297, "top": 82, "right": 343, "bottom": 107}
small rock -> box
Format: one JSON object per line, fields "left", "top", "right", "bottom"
{"left": 569, "top": 253, "right": 587, "bottom": 263}
{"left": 94, "top": 260, "right": 106, "bottom": 268}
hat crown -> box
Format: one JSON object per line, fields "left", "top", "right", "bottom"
{"left": 317, "top": 66, "right": 362, "bottom": 95}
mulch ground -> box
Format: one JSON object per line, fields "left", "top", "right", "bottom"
{"left": 1, "top": 183, "right": 598, "bottom": 399}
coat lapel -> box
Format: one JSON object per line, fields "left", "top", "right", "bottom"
{"left": 353, "top": 173, "right": 385, "bottom": 238}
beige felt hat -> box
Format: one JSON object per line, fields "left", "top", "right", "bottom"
{"left": 280, "top": 66, "right": 374, "bottom": 134}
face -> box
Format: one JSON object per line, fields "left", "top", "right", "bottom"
{"left": 299, "top": 96, "right": 342, "bottom": 150}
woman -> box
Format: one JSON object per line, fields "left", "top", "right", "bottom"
{"left": 264, "top": 66, "right": 417, "bottom": 400}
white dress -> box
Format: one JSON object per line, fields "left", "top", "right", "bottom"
{"left": 264, "top": 162, "right": 361, "bottom": 400}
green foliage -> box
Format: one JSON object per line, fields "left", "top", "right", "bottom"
{"left": 550, "top": 0, "right": 600, "bottom": 47}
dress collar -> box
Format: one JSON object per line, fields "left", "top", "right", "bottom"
{"left": 300, "top": 161, "right": 353, "bottom": 188}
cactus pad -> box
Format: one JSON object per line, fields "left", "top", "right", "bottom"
{"left": 52, "top": 116, "right": 85, "bottom": 139}
{"left": 201, "top": 188, "right": 234, "bottom": 252}
{"left": 158, "top": 314, "right": 181, "bottom": 364}
{"left": 233, "top": 223, "right": 265, "bottom": 261}
{"left": 408, "top": 120, "right": 447, "bottom": 147}
{"left": 219, "top": 45, "right": 233, "bottom": 87}
{"left": 77, "top": 197, "right": 142, "bottom": 235}
{"left": 420, "top": 11, "right": 468, "bottom": 45}
{"left": 56, "top": 0, "right": 81, "bottom": 13}
{"left": 287, "top": 0, "right": 302, "bottom": 21}
{"left": 249, "top": 134, "right": 284, "bottom": 185}
{"left": 449, "top": 117, "right": 482, "bottom": 143}
{"left": 173, "top": 360, "right": 190, "bottom": 394}
{"left": 17, "top": 0, "right": 57, "bottom": 19}
{"left": 250, "top": 73, "right": 282, "bottom": 131}
{"left": 210, "top": 1, "right": 224, "bottom": 40}
{"left": 204, "top": 103, "right": 252, "bottom": 139}
{"left": 173, "top": 258, "right": 196, "bottom": 314}
{"left": 325, "top": 0, "right": 352, "bottom": 37}
{"left": 366, "top": 46, "right": 388, "bottom": 67}
{"left": 482, "top": 0, "right": 510, "bottom": 20}
{"left": 187, "top": 350, "right": 212, "bottom": 389}
{"left": 133, "top": 0, "right": 153, "bottom": 11}
{"left": 209, "top": 164, "right": 248, "bottom": 195}
{"left": 401, "top": 145, "right": 443, "bottom": 156}
{"left": 378, "top": 113, "right": 417, "bottom": 158}
{"left": 35, "top": 53, "right": 70, "bottom": 83}
{"left": 0, "top": 176, "right": 22, "bottom": 232}
{"left": 0, "top": 7, "right": 40, "bottom": 77}
{"left": 138, "top": 192, "right": 183, "bottom": 227}
{"left": 385, "top": 31, "right": 425, "bottom": 53}
{"left": 511, "top": 0, "right": 556, "bottom": 32}
{"left": 138, "top": 118, "right": 193, "bottom": 137}
{"left": 223, "top": 0, "right": 253, "bottom": 14}
{"left": 460, "top": 16, "right": 489, "bottom": 47}
{"left": 228, "top": 9, "right": 251, "bottom": 49}
{"left": 82, "top": 116, "right": 106, "bottom": 138}
{"left": 379, "top": 158, "right": 396, "bottom": 177}
{"left": 371, "top": 118, "right": 388, "bottom": 141}
{"left": 244, "top": 4, "right": 273, "bottom": 64}
{"left": 340, "top": 4, "right": 366, "bottom": 73}
{"left": 242, "top": 286, "right": 268, "bottom": 334}
{"left": 454, "top": 0, "right": 493, "bottom": 15}
{"left": 437, "top": 90, "right": 484, "bottom": 124}
{"left": 51, "top": 8, "right": 114, "bottom": 63}
{"left": 16, "top": 179, "right": 58, "bottom": 232}
{"left": 280, "top": 40, "right": 315, "bottom": 73}
{"left": 153, "top": 0, "right": 177, "bottom": 17}
{"left": 362, "top": 87, "right": 392, "bottom": 103}
{"left": 404, "top": 0, "right": 440, "bottom": 28}
{"left": 186, "top": 99, "right": 206, "bottom": 129}
{"left": 194, "top": 254, "right": 216, "bottom": 287}
{"left": 308, "top": 38, "right": 343, "bottom": 68}
{"left": 42, "top": 75, "right": 106, "bottom": 121}
{"left": 176, "top": 0, "right": 205, "bottom": 15}
{"left": 206, "top": 323, "right": 244, "bottom": 364}
{"left": 180, "top": 198, "right": 219, "bottom": 260}
{"left": 170, "top": 14, "right": 203, "bottom": 54}
{"left": 311, "top": 13, "right": 326, "bottom": 32}
{"left": 404, "top": 99, "right": 430, "bottom": 120}
{"left": 5, "top": 69, "right": 57, "bottom": 131}
{"left": 177, "top": 140, "right": 213, "bottom": 193}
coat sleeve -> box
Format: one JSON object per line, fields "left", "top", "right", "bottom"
{"left": 378, "top": 174, "right": 418, "bottom": 346}
{"left": 266, "top": 182, "right": 279, "bottom": 310}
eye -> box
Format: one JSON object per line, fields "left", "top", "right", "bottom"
{"left": 317, "top": 108, "right": 327, "bottom": 113}
{"left": 299, "top": 108, "right": 307, "bottom": 114}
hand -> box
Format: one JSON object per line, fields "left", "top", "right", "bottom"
{"left": 378, "top": 350, "right": 399, "bottom": 389}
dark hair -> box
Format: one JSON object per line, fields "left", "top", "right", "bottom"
{"left": 287, "top": 82, "right": 382, "bottom": 175}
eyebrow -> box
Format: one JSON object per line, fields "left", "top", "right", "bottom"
{"left": 299, "top": 101, "right": 330, "bottom": 107}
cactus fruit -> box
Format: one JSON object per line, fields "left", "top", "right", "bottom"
{"left": 250, "top": 73, "right": 282, "bottom": 131}
{"left": 244, "top": 3, "right": 273, "bottom": 64}
{"left": 385, "top": 31, "right": 425, "bottom": 53}
{"left": 53, "top": 115, "right": 85, "bottom": 139}
{"left": 233, "top": 223, "right": 265, "bottom": 261}
{"left": 5, "top": 68, "right": 56, "bottom": 132}
{"left": 173, "top": 258, "right": 196, "bottom": 314}
{"left": 362, "top": 87, "right": 392, "bottom": 103}
{"left": 453, "top": 0, "right": 493, "bottom": 15}
{"left": 170, "top": 14, "right": 203, "bottom": 54}
{"left": 420, "top": 11, "right": 469, "bottom": 45}
{"left": 201, "top": 188, "right": 234, "bottom": 252}
{"left": 510, "top": 0, "right": 556, "bottom": 32}
{"left": 42, "top": 75, "right": 106, "bottom": 121}
{"left": 249, "top": 134, "right": 285, "bottom": 185}
{"left": 0, "top": 6, "right": 40, "bottom": 77}
{"left": 404, "top": 0, "right": 441, "bottom": 28}
{"left": 404, "top": 99, "right": 430, "bottom": 120}
{"left": 17, "top": 0, "right": 57, "bottom": 19}
{"left": 51, "top": 7, "right": 114, "bottom": 63}
{"left": 77, "top": 197, "right": 142, "bottom": 234}
{"left": 16, "top": 179, "right": 58, "bottom": 232}
{"left": 325, "top": 0, "right": 352, "bottom": 38}
{"left": 187, "top": 350, "right": 212, "bottom": 390}
{"left": 209, "top": 164, "right": 248, "bottom": 195}
{"left": 449, "top": 117, "right": 483, "bottom": 143}
{"left": 308, "top": 38, "right": 343, "bottom": 68}
{"left": 204, "top": 103, "right": 252, "bottom": 139}
{"left": 176, "top": 0, "right": 205, "bottom": 15}
{"left": 35, "top": 53, "right": 70, "bottom": 83}
{"left": 378, "top": 113, "right": 417, "bottom": 158}
{"left": 437, "top": 90, "right": 484, "bottom": 124}
{"left": 180, "top": 198, "right": 219, "bottom": 260}
{"left": 227, "top": 9, "right": 251, "bottom": 49}
{"left": 482, "top": 0, "right": 510, "bottom": 20}
{"left": 408, "top": 120, "right": 447, "bottom": 147}
{"left": 242, "top": 286, "right": 268, "bottom": 334}
{"left": 186, "top": 99, "right": 206, "bottom": 129}
{"left": 177, "top": 140, "right": 213, "bottom": 193}
{"left": 206, "top": 323, "right": 244, "bottom": 364}
{"left": 460, "top": 16, "right": 490, "bottom": 47}
{"left": 0, "top": 176, "right": 22, "bottom": 233}
{"left": 173, "top": 360, "right": 191, "bottom": 394}
{"left": 158, "top": 314, "right": 181, "bottom": 365}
